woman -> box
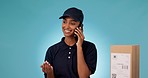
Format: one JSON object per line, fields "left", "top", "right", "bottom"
{"left": 41, "top": 7, "right": 97, "bottom": 78}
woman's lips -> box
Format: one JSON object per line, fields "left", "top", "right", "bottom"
{"left": 64, "top": 29, "right": 71, "bottom": 33}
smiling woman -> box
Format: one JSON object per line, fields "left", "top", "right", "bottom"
{"left": 40, "top": 7, "right": 97, "bottom": 78}
{"left": 0, "top": 0, "right": 147, "bottom": 78}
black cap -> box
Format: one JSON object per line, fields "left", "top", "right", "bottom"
{"left": 59, "top": 7, "right": 84, "bottom": 23}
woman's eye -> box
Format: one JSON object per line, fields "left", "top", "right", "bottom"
{"left": 63, "top": 20, "right": 66, "bottom": 24}
{"left": 71, "top": 22, "right": 76, "bottom": 25}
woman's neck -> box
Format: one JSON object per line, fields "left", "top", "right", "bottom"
{"left": 64, "top": 37, "right": 76, "bottom": 46}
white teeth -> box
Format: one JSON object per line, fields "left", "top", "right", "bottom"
{"left": 65, "top": 30, "right": 70, "bottom": 33}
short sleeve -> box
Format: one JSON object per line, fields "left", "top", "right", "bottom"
{"left": 44, "top": 47, "right": 53, "bottom": 65}
{"left": 84, "top": 43, "right": 97, "bottom": 74}
{"left": 44, "top": 47, "right": 54, "bottom": 78}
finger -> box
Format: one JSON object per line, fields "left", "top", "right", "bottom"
{"left": 40, "top": 64, "right": 44, "bottom": 72}
{"left": 45, "top": 60, "right": 48, "bottom": 64}
{"left": 45, "top": 62, "right": 52, "bottom": 70}
{"left": 50, "top": 65, "right": 53, "bottom": 69}
{"left": 45, "top": 64, "right": 52, "bottom": 73}
{"left": 76, "top": 27, "right": 83, "bottom": 37}
{"left": 75, "top": 28, "right": 81, "bottom": 35}
{"left": 40, "top": 64, "right": 43, "bottom": 68}
{"left": 75, "top": 28, "right": 84, "bottom": 39}
{"left": 79, "top": 28, "right": 84, "bottom": 39}
{"left": 43, "top": 62, "right": 46, "bottom": 68}
{"left": 79, "top": 27, "right": 83, "bottom": 32}
{"left": 43, "top": 61, "right": 46, "bottom": 65}
{"left": 44, "top": 64, "right": 48, "bottom": 73}
{"left": 79, "top": 26, "right": 82, "bottom": 30}
{"left": 41, "top": 64, "right": 46, "bottom": 73}
{"left": 45, "top": 61, "right": 51, "bottom": 67}
{"left": 41, "top": 61, "right": 50, "bottom": 73}
{"left": 75, "top": 30, "right": 82, "bottom": 40}
{"left": 42, "top": 67, "right": 45, "bottom": 72}
{"left": 74, "top": 31, "right": 80, "bottom": 38}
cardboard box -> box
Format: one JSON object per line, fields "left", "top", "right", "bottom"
{"left": 110, "top": 45, "right": 140, "bottom": 78}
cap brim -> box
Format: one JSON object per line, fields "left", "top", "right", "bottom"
{"left": 59, "top": 16, "right": 65, "bottom": 19}
{"left": 59, "top": 14, "right": 71, "bottom": 19}
{"left": 59, "top": 15, "right": 79, "bottom": 22}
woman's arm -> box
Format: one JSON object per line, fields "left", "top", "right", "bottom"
{"left": 77, "top": 46, "right": 91, "bottom": 78}
{"left": 74, "top": 27, "right": 91, "bottom": 78}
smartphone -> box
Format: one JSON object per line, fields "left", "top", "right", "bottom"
{"left": 74, "top": 24, "right": 83, "bottom": 41}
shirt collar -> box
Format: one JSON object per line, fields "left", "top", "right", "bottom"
{"left": 61, "top": 37, "right": 77, "bottom": 48}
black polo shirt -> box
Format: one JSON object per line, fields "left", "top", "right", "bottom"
{"left": 44, "top": 37, "right": 97, "bottom": 78}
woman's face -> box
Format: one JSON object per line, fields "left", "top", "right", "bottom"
{"left": 62, "top": 17, "right": 80, "bottom": 37}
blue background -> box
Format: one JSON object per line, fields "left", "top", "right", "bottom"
{"left": 0, "top": 0, "right": 147, "bottom": 78}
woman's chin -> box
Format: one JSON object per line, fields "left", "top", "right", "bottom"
{"left": 64, "top": 34, "right": 74, "bottom": 38}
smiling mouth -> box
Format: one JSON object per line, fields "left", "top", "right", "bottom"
{"left": 64, "top": 29, "right": 71, "bottom": 33}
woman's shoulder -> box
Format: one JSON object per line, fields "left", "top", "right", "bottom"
{"left": 48, "top": 41, "right": 63, "bottom": 50}
{"left": 83, "top": 40, "right": 96, "bottom": 47}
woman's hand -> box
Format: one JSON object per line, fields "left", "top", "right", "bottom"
{"left": 74, "top": 27, "right": 85, "bottom": 47}
{"left": 40, "top": 61, "right": 53, "bottom": 74}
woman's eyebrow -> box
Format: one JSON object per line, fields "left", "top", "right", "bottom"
{"left": 63, "top": 18, "right": 66, "bottom": 20}
{"left": 70, "top": 19, "right": 77, "bottom": 22}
